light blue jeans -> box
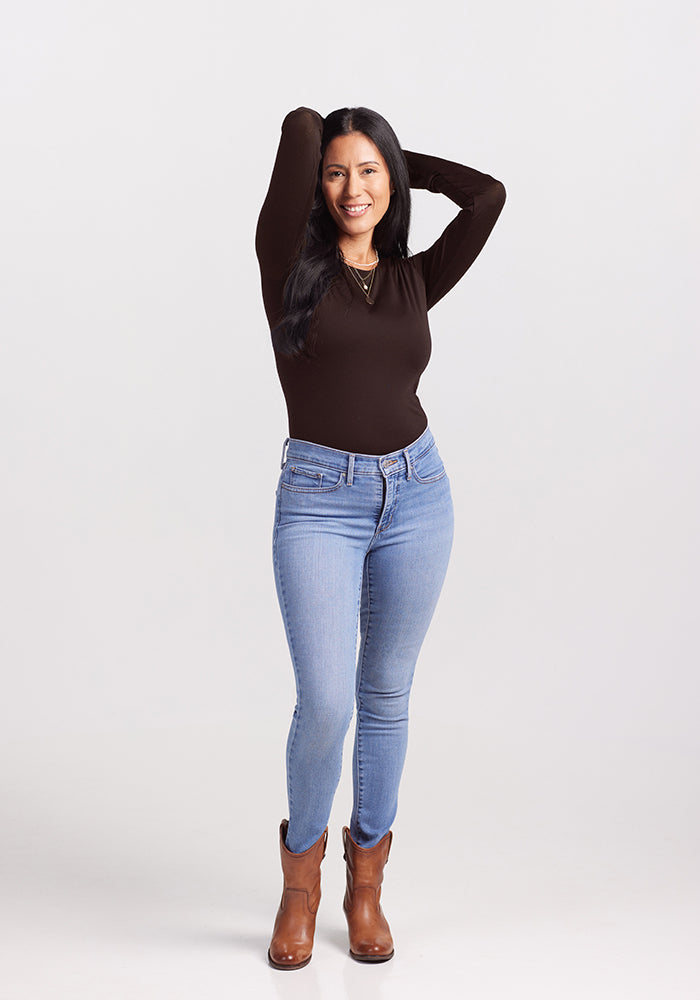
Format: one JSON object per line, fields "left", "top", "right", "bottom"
{"left": 272, "top": 425, "right": 454, "bottom": 853}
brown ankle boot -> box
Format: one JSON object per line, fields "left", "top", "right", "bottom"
{"left": 342, "top": 826, "right": 394, "bottom": 962}
{"left": 268, "top": 820, "right": 328, "bottom": 970}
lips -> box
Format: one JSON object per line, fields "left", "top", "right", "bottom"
{"left": 340, "top": 204, "right": 371, "bottom": 217}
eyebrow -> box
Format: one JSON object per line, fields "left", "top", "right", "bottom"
{"left": 324, "top": 160, "right": 381, "bottom": 169}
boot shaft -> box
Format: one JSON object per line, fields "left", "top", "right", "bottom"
{"left": 343, "top": 826, "right": 392, "bottom": 892}
{"left": 279, "top": 819, "right": 328, "bottom": 910}
{"left": 268, "top": 820, "right": 328, "bottom": 970}
{"left": 342, "top": 825, "right": 395, "bottom": 962}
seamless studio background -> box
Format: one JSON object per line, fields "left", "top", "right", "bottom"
{"left": 1, "top": 1, "right": 698, "bottom": 997}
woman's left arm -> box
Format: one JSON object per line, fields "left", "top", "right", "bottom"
{"left": 403, "top": 149, "right": 506, "bottom": 310}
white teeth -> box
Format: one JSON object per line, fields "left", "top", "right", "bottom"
{"left": 343, "top": 204, "right": 370, "bottom": 214}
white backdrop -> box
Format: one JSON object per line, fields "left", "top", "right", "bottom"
{"left": 2, "top": 1, "right": 699, "bottom": 997}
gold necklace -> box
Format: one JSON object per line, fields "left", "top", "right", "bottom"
{"left": 341, "top": 246, "right": 378, "bottom": 304}
{"left": 341, "top": 250, "right": 379, "bottom": 268}
{"left": 346, "top": 262, "right": 376, "bottom": 304}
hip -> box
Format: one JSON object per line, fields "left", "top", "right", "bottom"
{"left": 273, "top": 425, "right": 454, "bottom": 541}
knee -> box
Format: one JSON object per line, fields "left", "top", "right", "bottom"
{"left": 358, "top": 687, "right": 410, "bottom": 724}
{"left": 299, "top": 690, "right": 354, "bottom": 751}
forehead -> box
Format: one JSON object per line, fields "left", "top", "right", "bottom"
{"left": 322, "top": 131, "right": 386, "bottom": 167}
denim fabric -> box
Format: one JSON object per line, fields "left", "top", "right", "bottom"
{"left": 272, "top": 425, "right": 454, "bottom": 853}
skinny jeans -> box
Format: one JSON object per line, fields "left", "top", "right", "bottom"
{"left": 272, "top": 425, "right": 454, "bottom": 853}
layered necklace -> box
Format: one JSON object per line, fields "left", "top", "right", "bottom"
{"left": 341, "top": 247, "right": 379, "bottom": 305}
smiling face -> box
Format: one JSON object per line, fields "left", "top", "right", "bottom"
{"left": 321, "top": 132, "right": 394, "bottom": 252}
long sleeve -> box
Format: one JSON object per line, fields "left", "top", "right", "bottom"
{"left": 403, "top": 149, "right": 506, "bottom": 310}
{"left": 255, "top": 107, "right": 324, "bottom": 329}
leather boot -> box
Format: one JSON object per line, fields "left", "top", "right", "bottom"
{"left": 342, "top": 825, "right": 394, "bottom": 962}
{"left": 268, "top": 819, "right": 328, "bottom": 970}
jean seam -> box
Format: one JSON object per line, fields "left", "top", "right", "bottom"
{"left": 378, "top": 475, "right": 399, "bottom": 534}
{"left": 414, "top": 440, "right": 435, "bottom": 462}
{"left": 285, "top": 456, "right": 346, "bottom": 472}
{"left": 412, "top": 468, "right": 447, "bottom": 484}
{"left": 273, "top": 493, "right": 301, "bottom": 827}
{"left": 280, "top": 473, "right": 346, "bottom": 494}
{"left": 411, "top": 440, "right": 447, "bottom": 483}
{"left": 354, "top": 552, "right": 375, "bottom": 837}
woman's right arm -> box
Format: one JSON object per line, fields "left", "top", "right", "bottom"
{"left": 255, "top": 108, "right": 323, "bottom": 328}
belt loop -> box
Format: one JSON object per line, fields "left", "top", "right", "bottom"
{"left": 403, "top": 448, "right": 412, "bottom": 479}
{"left": 280, "top": 437, "right": 290, "bottom": 469}
{"left": 347, "top": 452, "right": 355, "bottom": 486}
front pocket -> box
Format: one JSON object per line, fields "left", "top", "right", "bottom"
{"left": 411, "top": 443, "right": 447, "bottom": 483}
{"left": 280, "top": 461, "right": 345, "bottom": 493}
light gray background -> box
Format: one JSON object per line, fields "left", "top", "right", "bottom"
{"left": 2, "top": 1, "right": 698, "bottom": 997}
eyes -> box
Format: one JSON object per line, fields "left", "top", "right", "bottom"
{"left": 325, "top": 167, "right": 377, "bottom": 179}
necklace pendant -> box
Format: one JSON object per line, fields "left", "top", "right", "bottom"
{"left": 363, "top": 283, "right": 368, "bottom": 290}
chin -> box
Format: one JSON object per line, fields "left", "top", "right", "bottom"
{"left": 337, "top": 217, "right": 374, "bottom": 235}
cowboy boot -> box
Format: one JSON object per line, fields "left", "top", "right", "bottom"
{"left": 342, "top": 825, "right": 394, "bottom": 962}
{"left": 268, "top": 819, "right": 328, "bottom": 970}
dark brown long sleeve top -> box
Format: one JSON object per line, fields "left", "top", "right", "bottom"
{"left": 255, "top": 107, "right": 506, "bottom": 455}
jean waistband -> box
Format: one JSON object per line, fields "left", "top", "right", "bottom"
{"left": 279, "top": 425, "right": 435, "bottom": 482}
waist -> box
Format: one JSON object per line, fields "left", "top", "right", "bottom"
{"left": 280, "top": 424, "right": 437, "bottom": 477}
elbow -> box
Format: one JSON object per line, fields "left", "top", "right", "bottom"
{"left": 471, "top": 179, "right": 506, "bottom": 228}
{"left": 477, "top": 179, "right": 506, "bottom": 221}
{"left": 489, "top": 179, "right": 507, "bottom": 210}
{"left": 282, "top": 107, "right": 323, "bottom": 133}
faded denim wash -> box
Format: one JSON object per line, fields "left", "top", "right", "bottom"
{"left": 272, "top": 425, "right": 454, "bottom": 853}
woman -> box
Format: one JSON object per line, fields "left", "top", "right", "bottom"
{"left": 256, "top": 106, "right": 505, "bottom": 969}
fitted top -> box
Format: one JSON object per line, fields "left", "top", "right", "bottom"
{"left": 255, "top": 107, "right": 506, "bottom": 454}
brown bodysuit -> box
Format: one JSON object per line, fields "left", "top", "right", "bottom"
{"left": 256, "top": 107, "right": 506, "bottom": 455}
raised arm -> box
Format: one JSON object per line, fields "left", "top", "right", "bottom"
{"left": 403, "top": 149, "right": 506, "bottom": 310}
{"left": 255, "top": 108, "right": 324, "bottom": 329}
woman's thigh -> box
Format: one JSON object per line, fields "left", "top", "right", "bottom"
{"left": 272, "top": 472, "right": 377, "bottom": 719}
{"left": 357, "top": 471, "right": 454, "bottom": 694}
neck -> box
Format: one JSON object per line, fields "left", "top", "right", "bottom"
{"left": 337, "top": 233, "right": 377, "bottom": 267}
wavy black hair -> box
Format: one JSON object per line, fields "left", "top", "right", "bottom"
{"left": 272, "top": 107, "right": 411, "bottom": 356}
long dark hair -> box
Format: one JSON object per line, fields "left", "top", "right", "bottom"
{"left": 272, "top": 107, "right": 411, "bottom": 356}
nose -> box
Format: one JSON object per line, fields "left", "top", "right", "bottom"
{"left": 343, "top": 170, "right": 363, "bottom": 199}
